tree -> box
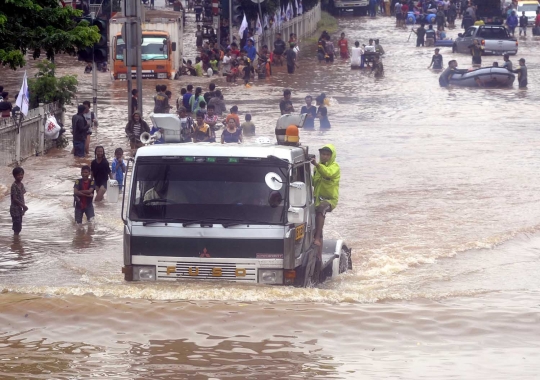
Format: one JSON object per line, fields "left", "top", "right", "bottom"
{"left": 28, "top": 60, "right": 78, "bottom": 108}
{"left": 0, "top": 0, "right": 100, "bottom": 70}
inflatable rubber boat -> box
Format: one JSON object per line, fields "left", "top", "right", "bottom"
{"left": 449, "top": 67, "right": 515, "bottom": 87}
{"left": 435, "top": 39, "right": 453, "bottom": 47}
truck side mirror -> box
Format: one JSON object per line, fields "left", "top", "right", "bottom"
{"left": 289, "top": 182, "right": 306, "bottom": 207}
{"left": 287, "top": 207, "right": 305, "bottom": 224}
{"left": 172, "top": 42, "right": 177, "bottom": 52}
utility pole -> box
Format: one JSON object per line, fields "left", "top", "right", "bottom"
{"left": 123, "top": 0, "right": 143, "bottom": 116}
{"left": 89, "top": 3, "right": 103, "bottom": 118}
{"left": 229, "top": 0, "right": 233, "bottom": 44}
{"left": 135, "top": 0, "right": 143, "bottom": 115}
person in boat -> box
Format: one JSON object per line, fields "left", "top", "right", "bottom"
{"left": 428, "top": 48, "right": 443, "bottom": 69}
{"left": 311, "top": 144, "right": 340, "bottom": 248}
{"left": 438, "top": 59, "right": 468, "bottom": 87}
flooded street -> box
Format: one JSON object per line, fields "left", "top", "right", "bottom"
{"left": 2, "top": 9, "right": 540, "bottom": 379}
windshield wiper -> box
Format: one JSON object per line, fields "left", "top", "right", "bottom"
{"left": 222, "top": 219, "right": 280, "bottom": 228}
{"left": 141, "top": 218, "right": 193, "bottom": 226}
{"left": 182, "top": 217, "right": 238, "bottom": 227}
{"left": 142, "top": 57, "right": 167, "bottom": 61}
{"left": 143, "top": 198, "right": 177, "bottom": 205}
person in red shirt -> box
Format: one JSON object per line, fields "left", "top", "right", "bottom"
{"left": 338, "top": 32, "right": 349, "bottom": 59}
{"left": 535, "top": 9, "right": 540, "bottom": 27}
{"left": 401, "top": 1, "right": 409, "bottom": 16}
{"left": 230, "top": 42, "right": 241, "bottom": 59}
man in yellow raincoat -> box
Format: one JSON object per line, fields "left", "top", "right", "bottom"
{"left": 311, "top": 144, "right": 340, "bottom": 247}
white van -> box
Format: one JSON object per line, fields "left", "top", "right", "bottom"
{"left": 516, "top": 1, "right": 539, "bottom": 25}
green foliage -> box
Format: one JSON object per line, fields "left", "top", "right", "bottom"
{"left": 0, "top": 0, "right": 100, "bottom": 69}
{"left": 28, "top": 60, "right": 78, "bottom": 108}
{"left": 305, "top": 11, "right": 338, "bottom": 42}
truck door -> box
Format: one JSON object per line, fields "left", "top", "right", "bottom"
{"left": 291, "top": 164, "right": 311, "bottom": 256}
{"left": 112, "top": 36, "right": 117, "bottom": 62}
{"left": 458, "top": 27, "right": 475, "bottom": 53}
{"left": 304, "top": 162, "right": 315, "bottom": 250}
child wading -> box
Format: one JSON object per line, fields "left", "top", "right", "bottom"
{"left": 73, "top": 165, "right": 96, "bottom": 224}
{"left": 10, "top": 167, "right": 28, "bottom": 235}
{"left": 111, "top": 148, "right": 126, "bottom": 191}
{"left": 91, "top": 146, "right": 113, "bottom": 202}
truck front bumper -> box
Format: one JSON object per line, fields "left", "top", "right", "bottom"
{"left": 123, "top": 257, "right": 294, "bottom": 285}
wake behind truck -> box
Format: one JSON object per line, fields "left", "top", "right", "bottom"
{"left": 121, "top": 114, "right": 353, "bottom": 287}
{"left": 109, "top": 11, "right": 183, "bottom": 80}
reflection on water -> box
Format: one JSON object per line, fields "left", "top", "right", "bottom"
{"left": 1, "top": 9, "right": 540, "bottom": 379}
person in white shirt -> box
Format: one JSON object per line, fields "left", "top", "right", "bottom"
{"left": 222, "top": 49, "right": 232, "bottom": 76}
{"left": 350, "top": 41, "right": 364, "bottom": 68}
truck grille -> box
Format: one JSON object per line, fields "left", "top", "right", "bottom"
{"left": 157, "top": 260, "right": 257, "bottom": 282}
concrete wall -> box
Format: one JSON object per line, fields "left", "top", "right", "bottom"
{"left": 0, "top": 102, "right": 64, "bottom": 166}
{"left": 257, "top": 4, "right": 322, "bottom": 52}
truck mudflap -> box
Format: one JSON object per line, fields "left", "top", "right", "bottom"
{"left": 294, "top": 239, "right": 352, "bottom": 287}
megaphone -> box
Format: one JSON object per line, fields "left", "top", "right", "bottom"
{"left": 140, "top": 131, "right": 161, "bottom": 145}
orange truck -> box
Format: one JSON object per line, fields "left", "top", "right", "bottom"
{"left": 109, "top": 16, "right": 183, "bottom": 80}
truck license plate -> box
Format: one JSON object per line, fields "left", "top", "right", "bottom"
{"left": 295, "top": 224, "right": 305, "bottom": 240}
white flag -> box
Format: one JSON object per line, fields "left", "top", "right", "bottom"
{"left": 238, "top": 12, "right": 248, "bottom": 38}
{"left": 298, "top": 0, "right": 303, "bottom": 15}
{"left": 286, "top": 2, "right": 292, "bottom": 20}
{"left": 263, "top": 13, "right": 269, "bottom": 30}
{"left": 15, "top": 71, "right": 30, "bottom": 116}
{"left": 281, "top": 6, "right": 286, "bottom": 21}
{"left": 255, "top": 13, "right": 262, "bottom": 35}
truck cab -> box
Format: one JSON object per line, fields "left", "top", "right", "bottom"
{"left": 121, "top": 117, "right": 352, "bottom": 287}
{"left": 113, "top": 31, "right": 177, "bottom": 79}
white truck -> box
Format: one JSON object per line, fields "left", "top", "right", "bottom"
{"left": 330, "top": 0, "right": 370, "bottom": 16}
{"left": 120, "top": 115, "right": 353, "bottom": 286}
{"left": 109, "top": 11, "right": 184, "bottom": 79}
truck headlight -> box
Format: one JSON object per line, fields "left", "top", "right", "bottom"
{"left": 258, "top": 269, "right": 283, "bottom": 284}
{"left": 133, "top": 265, "right": 156, "bottom": 281}
{"left": 157, "top": 73, "right": 167, "bottom": 79}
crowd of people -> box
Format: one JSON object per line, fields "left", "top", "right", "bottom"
{"left": 181, "top": 29, "right": 302, "bottom": 82}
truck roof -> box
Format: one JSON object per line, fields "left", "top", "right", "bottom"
{"left": 115, "top": 30, "right": 169, "bottom": 36}
{"left": 136, "top": 143, "right": 307, "bottom": 163}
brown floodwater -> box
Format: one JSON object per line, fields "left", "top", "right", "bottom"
{"left": 1, "top": 6, "right": 540, "bottom": 379}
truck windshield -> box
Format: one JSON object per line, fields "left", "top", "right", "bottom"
{"left": 142, "top": 36, "right": 168, "bottom": 60}
{"left": 477, "top": 27, "right": 510, "bottom": 39}
{"left": 116, "top": 37, "right": 125, "bottom": 60}
{"left": 115, "top": 36, "right": 168, "bottom": 60}
{"left": 130, "top": 160, "right": 288, "bottom": 224}
{"left": 518, "top": 4, "right": 538, "bottom": 12}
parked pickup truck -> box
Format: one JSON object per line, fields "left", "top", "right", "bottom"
{"left": 453, "top": 25, "right": 518, "bottom": 55}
